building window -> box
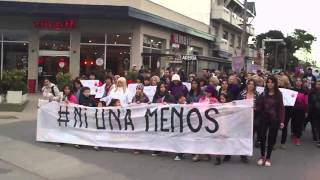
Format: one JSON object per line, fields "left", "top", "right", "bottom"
{"left": 223, "top": 30, "right": 229, "bottom": 40}
{"left": 39, "top": 31, "right": 70, "bottom": 51}
{"left": 190, "top": 46, "right": 203, "bottom": 55}
{"left": 80, "top": 32, "right": 131, "bottom": 76}
{"left": 230, "top": 34, "right": 235, "bottom": 47}
{"left": 0, "top": 31, "right": 29, "bottom": 80}
{"left": 237, "top": 36, "right": 241, "bottom": 49}
{"left": 142, "top": 35, "right": 165, "bottom": 71}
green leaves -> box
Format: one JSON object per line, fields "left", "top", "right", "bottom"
{"left": 0, "top": 70, "right": 27, "bottom": 94}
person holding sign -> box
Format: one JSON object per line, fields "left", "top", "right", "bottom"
{"left": 106, "top": 77, "right": 131, "bottom": 106}
{"left": 42, "top": 78, "right": 61, "bottom": 102}
{"left": 188, "top": 80, "right": 204, "bottom": 103}
{"left": 152, "top": 82, "right": 175, "bottom": 104}
{"left": 62, "top": 85, "right": 78, "bottom": 104}
{"left": 151, "top": 82, "right": 175, "bottom": 156}
{"left": 193, "top": 85, "right": 219, "bottom": 162}
{"left": 132, "top": 84, "right": 150, "bottom": 104}
{"left": 256, "top": 76, "right": 285, "bottom": 167}
{"left": 169, "top": 74, "right": 189, "bottom": 100}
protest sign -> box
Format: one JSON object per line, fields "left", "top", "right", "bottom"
{"left": 80, "top": 80, "right": 100, "bottom": 95}
{"left": 37, "top": 100, "right": 254, "bottom": 155}
{"left": 256, "top": 87, "right": 298, "bottom": 106}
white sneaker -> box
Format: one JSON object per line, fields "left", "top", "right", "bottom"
{"left": 264, "top": 160, "right": 272, "bottom": 167}
{"left": 93, "top": 146, "right": 100, "bottom": 151}
{"left": 174, "top": 155, "right": 181, "bottom": 161}
{"left": 257, "top": 158, "right": 265, "bottom": 166}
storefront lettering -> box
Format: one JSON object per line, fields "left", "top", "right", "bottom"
{"left": 181, "top": 55, "right": 197, "bottom": 61}
{"left": 33, "top": 19, "right": 76, "bottom": 30}
{"left": 171, "top": 33, "right": 191, "bottom": 46}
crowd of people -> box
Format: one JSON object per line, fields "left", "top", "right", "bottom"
{"left": 41, "top": 65, "right": 320, "bottom": 167}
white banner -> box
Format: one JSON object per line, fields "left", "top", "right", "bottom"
{"left": 256, "top": 87, "right": 298, "bottom": 106}
{"left": 37, "top": 100, "right": 254, "bottom": 155}
{"left": 80, "top": 80, "right": 100, "bottom": 95}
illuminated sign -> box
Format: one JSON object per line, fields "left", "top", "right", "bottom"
{"left": 33, "top": 19, "right": 76, "bottom": 30}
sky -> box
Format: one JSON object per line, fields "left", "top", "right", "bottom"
{"left": 150, "top": 0, "right": 319, "bottom": 65}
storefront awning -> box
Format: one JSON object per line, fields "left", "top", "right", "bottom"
{"left": 198, "top": 56, "right": 232, "bottom": 64}
{"left": 0, "top": 1, "right": 215, "bottom": 41}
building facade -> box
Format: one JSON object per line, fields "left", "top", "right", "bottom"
{"left": 0, "top": 0, "right": 219, "bottom": 92}
{"left": 210, "top": 0, "right": 256, "bottom": 71}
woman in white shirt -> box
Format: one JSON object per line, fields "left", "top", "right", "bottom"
{"left": 105, "top": 77, "right": 131, "bottom": 106}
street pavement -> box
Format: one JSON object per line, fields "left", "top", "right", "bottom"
{"left": 0, "top": 94, "right": 319, "bottom": 180}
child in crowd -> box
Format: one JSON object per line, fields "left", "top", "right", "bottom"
{"left": 79, "top": 87, "right": 96, "bottom": 107}
{"left": 132, "top": 84, "right": 150, "bottom": 104}
{"left": 109, "top": 98, "right": 121, "bottom": 107}
{"left": 143, "top": 76, "right": 151, "bottom": 86}
{"left": 62, "top": 85, "right": 78, "bottom": 104}
{"left": 199, "top": 85, "right": 219, "bottom": 104}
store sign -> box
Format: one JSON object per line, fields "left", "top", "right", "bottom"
{"left": 96, "top": 58, "right": 104, "bottom": 66}
{"left": 33, "top": 19, "right": 76, "bottom": 30}
{"left": 181, "top": 55, "right": 197, "bottom": 61}
{"left": 171, "top": 33, "right": 191, "bottom": 46}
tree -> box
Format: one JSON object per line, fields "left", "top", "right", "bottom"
{"left": 256, "top": 29, "right": 317, "bottom": 71}
{"left": 287, "top": 29, "right": 317, "bottom": 53}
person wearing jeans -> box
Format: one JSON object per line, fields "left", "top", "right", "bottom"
{"left": 256, "top": 76, "right": 285, "bottom": 167}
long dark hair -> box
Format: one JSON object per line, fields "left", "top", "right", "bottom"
{"left": 189, "top": 79, "right": 201, "bottom": 96}
{"left": 62, "top": 85, "right": 74, "bottom": 101}
{"left": 246, "top": 79, "right": 257, "bottom": 92}
{"left": 72, "top": 78, "right": 83, "bottom": 92}
{"left": 154, "top": 81, "right": 169, "bottom": 98}
{"left": 264, "top": 75, "right": 281, "bottom": 97}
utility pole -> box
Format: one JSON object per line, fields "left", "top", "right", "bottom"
{"left": 241, "top": 0, "right": 248, "bottom": 71}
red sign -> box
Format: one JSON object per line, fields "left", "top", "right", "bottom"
{"left": 171, "top": 33, "right": 191, "bottom": 46}
{"left": 33, "top": 19, "right": 76, "bottom": 30}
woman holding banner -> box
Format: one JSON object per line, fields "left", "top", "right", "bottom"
{"left": 256, "top": 75, "right": 285, "bottom": 167}
{"left": 105, "top": 77, "right": 131, "bottom": 106}
{"left": 193, "top": 85, "right": 219, "bottom": 162}
{"left": 188, "top": 79, "right": 204, "bottom": 103}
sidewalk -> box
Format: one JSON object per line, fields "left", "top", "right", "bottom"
{"left": 0, "top": 94, "right": 40, "bottom": 121}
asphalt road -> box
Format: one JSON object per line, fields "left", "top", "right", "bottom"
{"left": 0, "top": 113, "right": 319, "bottom": 180}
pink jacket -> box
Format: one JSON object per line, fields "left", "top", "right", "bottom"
{"left": 68, "top": 95, "right": 78, "bottom": 104}
{"left": 199, "top": 96, "right": 219, "bottom": 104}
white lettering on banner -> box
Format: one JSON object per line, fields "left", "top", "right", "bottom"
{"left": 80, "top": 80, "right": 100, "bottom": 95}
{"left": 37, "top": 99, "right": 254, "bottom": 155}
{"left": 256, "top": 87, "right": 298, "bottom": 106}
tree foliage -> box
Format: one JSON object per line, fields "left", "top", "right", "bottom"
{"left": 255, "top": 29, "right": 317, "bottom": 70}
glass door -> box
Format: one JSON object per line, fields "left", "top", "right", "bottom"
{"left": 38, "top": 31, "right": 70, "bottom": 87}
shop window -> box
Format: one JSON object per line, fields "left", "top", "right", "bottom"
{"left": 143, "top": 35, "right": 165, "bottom": 49}
{"left": 223, "top": 30, "right": 229, "bottom": 40}
{"left": 81, "top": 33, "right": 105, "bottom": 44}
{"left": 39, "top": 31, "right": 70, "bottom": 51}
{"left": 107, "top": 33, "right": 131, "bottom": 45}
{"left": 3, "top": 31, "right": 28, "bottom": 42}
{"left": 0, "top": 31, "right": 29, "bottom": 80}
{"left": 38, "top": 56, "right": 69, "bottom": 84}
{"left": 80, "top": 45, "right": 105, "bottom": 76}
{"left": 106, "top": 46, "right": 131, "bottom": 76}
{"left": 143, "top": 35, "right": 165, "bottom": 72}
{"left": 3, "top": 42, "right": 28, "bottom": 71}
{"left": 230, "top": 34, "right": 235, "bottom": 47}
{"left": 190, "top": 46, "right": 203, "bottom": 55}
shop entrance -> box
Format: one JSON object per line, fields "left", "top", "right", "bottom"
{"left": 38, "top": 31, "right": 70, "bottom": 88}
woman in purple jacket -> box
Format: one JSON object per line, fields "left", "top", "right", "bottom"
{"left": 256, "top": 75, "right": 285, "bottom": 167}
{"left": 168, "top": 74, "right": 188, "bottom": 101}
